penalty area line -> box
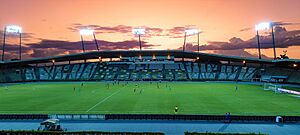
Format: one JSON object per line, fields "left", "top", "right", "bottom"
{"left": 86, "top": 90, "right": 121, "bottom": 112}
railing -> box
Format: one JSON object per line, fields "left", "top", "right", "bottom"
{"left": 0, "top": 114, "right": 299, "bottom": 123}
{"left": 105, "top": 114, "right": 300, "bottom": 123}
{"left": 49, "top": 114, "right": 105, "bottom": 120}
{"left": 0, "top": 114, "right": 48, "bottom": 120}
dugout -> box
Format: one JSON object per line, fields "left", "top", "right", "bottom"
{"left": 269, "top": 76, "right": 288, "bottom": 83}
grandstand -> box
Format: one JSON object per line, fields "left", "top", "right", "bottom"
{"left": 0, "top": 50, "right": 299, "bottom": 83}
{"left": 0, "top": 49, "right": 300, "bottom": 134}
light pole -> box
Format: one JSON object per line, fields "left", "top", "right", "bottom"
{"left": 132, "top": 28, "right": 145, "bottom": 51}
{"left": 80, "top": 34, "right": 85, "bottom": 52}
{"left": 255, "top": 22, "right": 276, "bottom": 60}
{"left": 2, "top": 27, "right": 6, "bottom": 61}
{"left": 93, "top": 32, "right": 99, "bottom": 51}
{"left": 197, "top": 32, "right": 200, "bottom": 53}
{"left": 271, "top": 25, "right": 276, "bottom": 59}
{"left": 2, "top": 25, "right": 22, "bottom": 61}
{"left": 256, "top": 30, "right": 262, "bottom": 59}
{"left": 183, "top": 28, "right": 200, "bottom": 52}
{"left": 80, "top": 29, "right": 99, "bottom": 53}
{"left": 183, "top": 32, "right": 186, "bottom": 52}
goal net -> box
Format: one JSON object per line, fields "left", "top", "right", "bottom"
{"left": 264, "top": 83, "right": 282, "bottom": 93}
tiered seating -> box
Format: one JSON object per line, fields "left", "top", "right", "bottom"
{"left": 25, "top": 67, "right": 36, "bottom": 81}
{"left": 174, "top": 69, "right": 187, "bottom": 80}
{"left": 238, "top": 67, "right": 256, "bottom": 81}
{"left": 92, "top": 64, "right": 107, "bottom": 80}
{"left": 117, "top": 69, "right": 130, "bottom": 80}
{"left": 104, "top": 67, "right": 118, "bottom": 80}
{"left": 151, "top": 70, "right": 163, "bottom": 80}
{"left": 165, "top": 69, "right": 174, "bottom": 80}
{"left": 130, "top": 70, "right": 140, "bottom": 80}
{"left": 81, "top": 63, "right": 97, "bottom": 80}
{"left": 165, "top": 63, "right": 179, "bottom": 69}
{"left": 288, "top": 70, "right": 300, "bottom": 83}
{"left": 149, "top": 64, "right": 163, "bottom": 70}
{"left": 39, "top": 67, "right": 51, "bottom": 80}
{"left": 191, "top": 63, "right": 200, "bottom": 79}
{"left": 54, "top": 65, "right": 63, "bottom": 80}
{"left": 4, "top": 61, "right": 293, "bottom": 83}
{"left": 140, "top": 69, "right": 151, "bottom": 80}
{"left": 261, "top": 67, "right": 293, "bottom": 82}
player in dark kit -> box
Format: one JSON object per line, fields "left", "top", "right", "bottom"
{"left": 174, "top": 106, "right": 179, "bottom": 114}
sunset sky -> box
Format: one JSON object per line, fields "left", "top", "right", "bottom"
{"left": 0, "top": 0, "right": 300, "bottom": 60}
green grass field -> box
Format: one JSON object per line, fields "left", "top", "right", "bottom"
{"left": 0, "top": 82, "right": 299, "bottom": 116}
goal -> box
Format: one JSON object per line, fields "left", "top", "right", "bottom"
{"left": 264, "top": 83, "right": 282, "bottom": 93}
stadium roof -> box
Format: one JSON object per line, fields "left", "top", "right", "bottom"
{"left": 0, "top": 50, "right": 299, "bottom": 67}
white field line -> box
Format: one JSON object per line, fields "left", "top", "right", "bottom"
{"left": 86, "top": 90, "right": 121, "bottom": 112}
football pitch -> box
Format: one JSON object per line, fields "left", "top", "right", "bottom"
{"left": 0, "top": 81, "right": 299, "bottom": 116}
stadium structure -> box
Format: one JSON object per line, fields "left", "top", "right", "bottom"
{"left": 1, "top": 49, "right": 300, "bottom": 134}
{"left": 0, "top": 50, "right": 299, "bottom": 83}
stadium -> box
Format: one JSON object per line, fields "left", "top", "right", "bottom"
{"left": 1, "top": 49, "right": 300, "bottom": 134}
{"left": 1, "top": 0, "right": 300, "bottom": 134}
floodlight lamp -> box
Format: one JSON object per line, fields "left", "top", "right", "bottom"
{"left": 293, "top": 64, "right": 298, "bottom": 67}
{"left": 255, "top": 22, "right": 271, "bottom": 31}
{"left": 6, "top": 25, "right": 22, "bottom": 33}
{"left": 152, "top": 54, "right": 156, "bottom": 59}
{"left": 185, "top": 29, "right": 199, "bottom": 35}
{"left": 167, "top": 54, "right": 171, "bottom": 59}
{"left": 80, "top": 29, "right": 94, "bottom": 36}
{"left": 132, "top": 28, "right": 145, "bottom": 35}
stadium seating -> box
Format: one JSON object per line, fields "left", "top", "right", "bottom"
{"left": 0, "top": 60, "right": 298, "bottom": 83}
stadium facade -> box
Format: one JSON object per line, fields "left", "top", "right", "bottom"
{"left": 0, "top": 50, "right": 299, "bottom": 83}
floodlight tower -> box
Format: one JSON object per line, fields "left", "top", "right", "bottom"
{"left": 255, "top": 22, "right": 276, "bottom": 59}
{"left": 183, "top": 28, "right": 200, "bottom": 52}
{"left": 132, "top": 28, "right": 145, "bottom": 51}
{"left": 79, "top": 29, "right": 99, "bottom": 53}
{"left": 2, "top": 25, "right": 22, "bottom": 61}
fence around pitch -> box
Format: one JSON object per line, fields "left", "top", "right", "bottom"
{"left": 0, "top": 114, "right": 300, "bottom": 123}
{"left": 0, "top": 114, "right": 49, "bottom": 120}
{"left": 104, "top": 114, "right": 300, "bottom": 123}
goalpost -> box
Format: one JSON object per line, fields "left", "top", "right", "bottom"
{"left": 263, "top": 83, "right": 282, "bottom": 93}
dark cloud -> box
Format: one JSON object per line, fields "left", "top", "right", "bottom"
{"left": 177, "top": 26, "right": 300, "bottom": 59}
{"left": 1, "top": 38, "right": 159, "bottom": 60}
{"left": 178, "top": 43, "right": 270, "bottom": 59}
{"left": 68, "top": 24, "right": 205, "bottom": 38}
{"left": 240, "top": 21, "right": 300, "bottom": 32}
{"left": 211, "top": 49, "right": 270, "bottom": 59}
{"left": 240, "top": 27, "right": 251, "bottom": 32}
{"left": 166, "top": 26, "right": 202, "bottom": 38}
{"left": 0, "top": 30, "right": 35, "bottom": 43}
{"left": 166, "top": 26, "right": 185, "bottom": 38}
{"left": 27, "top": 39, "right": 157, "bottom": 50}
{"left": 68, "top": 24, "right": 164, "bottom": 38}
{"left": 273, "top": 21, "right": 300, "bottom": 26}
{"left": 197, "top": 26, "right": 300, "bottom": 50}
{"left": 167, "top": 26, "right": 186, "bottom": 35}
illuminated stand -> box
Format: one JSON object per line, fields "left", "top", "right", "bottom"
{"left": 79, "top": 29, "right": 99, "bottom": 53}
{"left": 255, "top": 22, "right": 276, "bottom": 59}
{"left": 183, "top": 28, "right": 201, "bottom": 52}
{"left": 132, "top": 28, "right": 145, "bottom": 51}
{"left": 2, "top": 25, "right": 22, "bottom": 61}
